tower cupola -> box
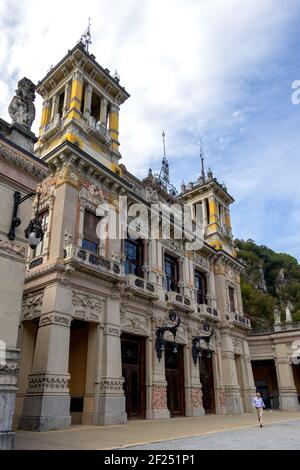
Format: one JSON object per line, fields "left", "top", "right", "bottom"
{"left": 35, "top": 40, "right": 130, "bottom": 174}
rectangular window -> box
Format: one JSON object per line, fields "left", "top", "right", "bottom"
{"left": 80, "top": 83, "right": 86, "bottom": 114}
{"left": 58, "top": 91, "right": 65, "bottom": 117}
{"left": 195, "top": 270, "right": 207, "bottom": 304}
{"left": 83, "top": 210, "right": 99, "bottom": 253}
{"left": 91, "top": 92, "right": 101, "bottom": 122}
{"left": 164, "top": 254, "right": 179, "bottom": 292}
{"left": 228, "top": 286, "right": 235, "bottom": 312}
{"left": 33, "top": 210, "right": 49, "bottom": 257}
{"left": 205, "top": 198, "right": 210, "bottom": 224}
{"left": 124, "top": 237, "right": 144, "bottom": 277}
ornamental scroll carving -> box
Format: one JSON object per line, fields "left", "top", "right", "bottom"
{"left": 79, "top": 185, "right": 104, "bottom": 208}
{"left": 120, "top": 312, "right": 150, "bottom": 336}
{"left": 0, "top": 363, "right": 19, "bottom": 375}
{"left": 21, "top": 292, "right": 43, "bottom": 321}
{"left": 72, "top": 290, "right": 104, "bottom": 323}
{"left": 0, "top": 238, "right": 26, "bottom": 259}
{"left": 0, "top": 142, "right": 48, "bottom": 179}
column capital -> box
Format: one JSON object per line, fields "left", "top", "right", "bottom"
{"left": 39, "top": 313, "right": 71, "bottom": 328}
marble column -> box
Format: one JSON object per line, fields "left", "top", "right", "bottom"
{"left": 84, "top": 84, "right": 93, "bottom": 118}
{"left": 100, "top": 98, "right": 108, "bottom": 127}
{"left": 62, "top": 81, "right": 71, "bottom": 116}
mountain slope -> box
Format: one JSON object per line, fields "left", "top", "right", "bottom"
{"left": 234, "top": 239, "right": 300, "bottom": 328}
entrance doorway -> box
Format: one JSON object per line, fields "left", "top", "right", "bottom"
{"left": 121, "top": 333, "right": 146, "bottom": 419}
{"left": 251, "top": 360, "right": 279, "bottom": 409}
{"left": 199, "top": 353, "right": 215, "bottom": 414}
{"left": 292, "top": 364, "right": 300, "bottom": 405}
{"left": 165, "top": 343, "right": 185, "bottom": 417}
{"left": 69, "top": 320, "right": 89, "bottom": 424}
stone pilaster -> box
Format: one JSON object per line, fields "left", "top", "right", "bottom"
{"left": 220, "top": 329, "right": 244, "bottom": 414}
{"left": 96, "top": 296, "right": 127, "bottom": 425}
{"left": 213, "top": 339, "right": 226, "bottom": 415}
{"left": 146, "top": 322, "right": 170, "bottom": 419}
{"left": 241, "top": 340, "right": 256, "bottom": 412}
{"left": 275, "top": 343, "right": 299, "bottom": 411}
{"left": 18, "top": 311, "right": 71, "bottom": 431}
{"left": 0, "top": 348, "right": 19, "bottom": 450}
{"left": 185, "top": 343, "right": 205, "bottom": 417}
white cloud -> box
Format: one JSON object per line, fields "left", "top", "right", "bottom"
{"left": 0, "top": 0, "right": 299, "bottom": 259}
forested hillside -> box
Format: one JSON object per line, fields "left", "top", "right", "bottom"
{"left": 234, "top": 239, "right": 300, "bottom": 328}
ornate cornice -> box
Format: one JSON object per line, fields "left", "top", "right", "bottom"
{"left": 0, "top": 363, "right": 19, "bottom": 375}
{"left": 0, "top": 141, "right": 48, "bottom": 179}
{"left": 0, "top": 237, "right": 26, "bottom": 259}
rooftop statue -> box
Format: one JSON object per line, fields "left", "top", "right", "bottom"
{"left": 8, "top": 77, "right": 36, "bottom": 130}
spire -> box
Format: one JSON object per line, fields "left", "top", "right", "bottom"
{"left": 200, "top": 139, "right": 205, "bottom": 180}
{"left": 78, "top": 18, "right": 92, "bottom": 53}
{"left": 159, "top": 130, "right": 170, "bottom": 187}
{"left": 149, "top": 131, "right": 177, "bottom": 196}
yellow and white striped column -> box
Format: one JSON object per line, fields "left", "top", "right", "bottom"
{"left": 109, "top": 104, "right": 120, "bottom": 153}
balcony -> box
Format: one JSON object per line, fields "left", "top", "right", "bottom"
{"left": 228, "top": 312, "right": 251, "bottom": 329}
{"left": 64, "top": 245, "right": 122, "bottom": 281}
{"left": 165, "top": 291, "right": 194, "bottom": 312}
{"left": 41, "top": 114, "right": 62, "bottom": 139}
{"left": 250, "top": 321, "right": 300, "bottom": 336}
{"left": 125, "top": 274, "right": 158, "bottom": 300}
{"left": 86, "top": 117, "right": 111, "bottom": 144}
{"left": 197, "top": 304, "right": 220, "bottom": 322}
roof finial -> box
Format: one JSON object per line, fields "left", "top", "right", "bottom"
{"left": 79, "top": 18, "right": 92, "bottom": 53}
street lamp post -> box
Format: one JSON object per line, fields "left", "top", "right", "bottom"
{"left": 8, "top": 191, "right": 44, "bottom": 249}
{"left": 155, "top": 310, "right": 181, "bottom": 361}
{"left": 191, "top": 320, "right": 214, "bottom": 366}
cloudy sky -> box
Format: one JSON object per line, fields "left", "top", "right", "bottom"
{"left": 1, "top": 0, "right": 300, "bottom": 260}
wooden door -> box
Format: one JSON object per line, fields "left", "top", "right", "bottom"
{"left": 121, "top": 334, "right": 146, "bottom": 419}
{"left": 199, "top": 353, "right": 215, "bottom": 414}
{"left": 165, "top": 343, "right": 185, "bottom": 417}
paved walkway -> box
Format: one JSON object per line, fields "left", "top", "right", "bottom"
{"left": 128, "top": 418, "right": 300, "bottom": 450}
{"left": 15, "top": 411, "right": 300, "bottom": 450}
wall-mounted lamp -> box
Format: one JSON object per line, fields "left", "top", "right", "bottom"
{"left": 191, "top": 320, "right": 214, "bottom": 366}
{"left": 8, "top": 191, "right": 44, "bottom": 249}
{"left": 155, "top": 310, "right": 181, "bottom": 361}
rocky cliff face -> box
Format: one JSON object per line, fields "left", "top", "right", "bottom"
{"left": 234, "top": 239, "right": 300, "bottom": 328}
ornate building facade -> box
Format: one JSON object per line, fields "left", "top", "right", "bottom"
{"left": 10, "top": 41, "right": 257, "bottom": 432}
{"left": 0, "top": 82, "right": 48, "bottom": 449}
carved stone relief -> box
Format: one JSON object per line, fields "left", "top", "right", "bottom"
{"left": 72, "top": 290, "right": 104, "bottom": 323}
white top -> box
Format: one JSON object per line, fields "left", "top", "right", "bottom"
{"left": 252, "top": 397, "right": 265, "bottom": 408}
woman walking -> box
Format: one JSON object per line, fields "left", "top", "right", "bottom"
{"left": 252, "top": 392, "right": 266, "bottom": 427}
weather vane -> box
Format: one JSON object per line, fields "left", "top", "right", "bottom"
{"left": 79, "top": 18, "right": 92, "bottom": 53}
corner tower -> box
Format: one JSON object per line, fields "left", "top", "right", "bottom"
{"left": 35, "top": 40, "right": 129, "bottom": 174}
{"left": 180, "top": 167, "right": 235, "bottom": 256}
